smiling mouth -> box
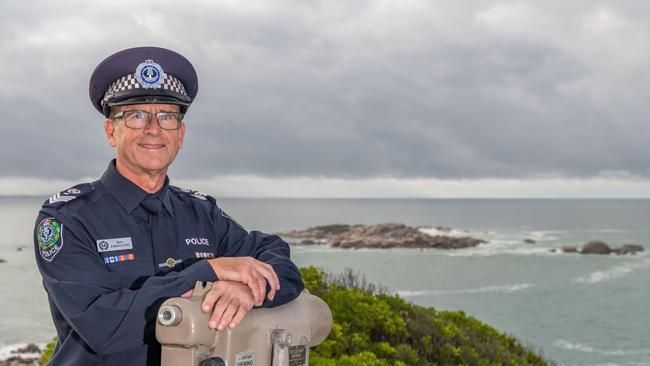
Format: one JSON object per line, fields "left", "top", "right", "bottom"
{"left": 139, "top": 143, "right": 165, "bottom": 150}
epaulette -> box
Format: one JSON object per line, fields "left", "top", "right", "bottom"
{"left": 170, "top": 186, "right": 216, "bottom": 204}
{"left": 170, "top": 186, "right": 246, "bottom": 230}
{"left": 43, "top": 183, "right": 94, "bottom": 209}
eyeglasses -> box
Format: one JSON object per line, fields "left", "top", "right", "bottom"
{"left": 112, "top": 110, "right": 183, "bottom": 130}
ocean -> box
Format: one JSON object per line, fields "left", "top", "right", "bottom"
{"left": 1, "top": 197, "right": 648, "bottom": 366}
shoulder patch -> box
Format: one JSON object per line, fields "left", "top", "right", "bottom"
{"left": 37, "top": 217, "right": 64, "bottom": 262}
{"left": 44, "top": 183, "right": 93, "bottom": 207}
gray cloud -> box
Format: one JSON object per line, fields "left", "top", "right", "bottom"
{"left": 1, "top": 0, "right": 649, "bottom": 181}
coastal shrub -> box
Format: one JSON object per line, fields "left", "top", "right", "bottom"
{"left": 39, "top": 267, "right": 554, "bottom": 365}
{"left": 302, "top": 266, "right": 555, "bottom": 366}
{"left": 38, "top": 337, "right": 57, "bottom": 365}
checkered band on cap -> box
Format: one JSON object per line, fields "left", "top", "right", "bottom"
{"left": 100, "top": 73, "right": 188, "bottom": 107}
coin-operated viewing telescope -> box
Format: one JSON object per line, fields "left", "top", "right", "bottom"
{"left": 156, "top": 282, "right": 333, "bottom": 366}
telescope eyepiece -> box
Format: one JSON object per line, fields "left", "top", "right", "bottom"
{"left": 158, "top": 305, "right": 182, "bottom": 326}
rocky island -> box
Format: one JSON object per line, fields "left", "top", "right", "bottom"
{"left": 557, "top": 240, "right": 645, "bottom": 255}
{"left": 277, "top": 223, "right": 487, "bottom": 249}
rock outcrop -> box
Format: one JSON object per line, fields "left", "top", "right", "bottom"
{"left": 581, "top": 241, "right": 611, "bottom": 254}
{"left": 612, "top": 244, "right": 645, "bottom": 255}
{"left": 13, "top": 344, "right": 40, "bottom": 354}
{"left": 557, "top": 241, "right": 645, "bottom": 255}
{"left": 561, "top": 246, "right": 578, "bottom": 253}
{"left": 278, "top": 223, "right": 486, "bottom": 249}
{"left": 0, "top": 344, "right": 41, "bottom": 366}
{"left": 0, "top": 356, "right": 36, "bottom": 366}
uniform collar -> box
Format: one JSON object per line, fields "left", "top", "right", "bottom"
{"left": 100, "top": 160, "right": 174, "bottom": 216}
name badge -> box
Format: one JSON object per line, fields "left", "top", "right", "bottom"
{"left": 97, "top": 237, "right": 133, "bottom": 252}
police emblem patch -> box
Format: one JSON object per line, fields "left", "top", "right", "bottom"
{"left": 37, "top": 217, "right": 63, "bottom": 262}
{"left": 135, "top": 59, "right": 164, "bottom": 89}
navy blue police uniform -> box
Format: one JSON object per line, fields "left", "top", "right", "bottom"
{"left": 34, "top": 47, "right": 303, "bottom": 365}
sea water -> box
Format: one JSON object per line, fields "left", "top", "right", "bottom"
{"left": 1, "top": 197, "right": 648, "bottom": 366}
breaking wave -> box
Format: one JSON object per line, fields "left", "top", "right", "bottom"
{"left": 397, "top": 283, "right": 533, "bottom": 297}
{"left": 424, "top": 227, "right": 573, "bottom": 257}
{"left": 555, "top": 339, "right": 650, "bottom": 356}
{"left": 418, "top": 227, "right": 473, "bottom": 237}
{"left": 574, "top": 258, "right": 650, "bottom": 284}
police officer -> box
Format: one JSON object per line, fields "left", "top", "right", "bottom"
{"left": 34, "top": 47, "right": 304, "bottom": 365}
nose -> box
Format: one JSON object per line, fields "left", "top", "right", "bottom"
{"left": 144, "top": 114, "right": 162, "bottom": 135}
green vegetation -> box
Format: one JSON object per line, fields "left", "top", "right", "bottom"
{"left": 303, "top": 266, "right": 554, "bottom": 366}
{"left": 38, "top": 267, "right": 554, "bottom": 365}
{"left": 38, "top": 338, "right": 56, "bottom": 365}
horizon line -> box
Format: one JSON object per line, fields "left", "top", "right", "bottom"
{"left": 4, "top": 195, "right": 650, "bottom": 200}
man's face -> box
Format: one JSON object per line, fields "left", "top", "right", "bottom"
{"left": 104, "top": 103, "right": 186, "bottom": 176}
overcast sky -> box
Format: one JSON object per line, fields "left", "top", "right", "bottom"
{"left": 1, "top": 0, "right": 649, "bottom": 197}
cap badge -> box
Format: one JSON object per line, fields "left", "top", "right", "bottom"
{"left": 135, "top": 59, "right": 165, "bottom": 89}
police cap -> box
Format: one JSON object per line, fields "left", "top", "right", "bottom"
{"left": 89, "top": 47, "right": 199, "bottom": 117}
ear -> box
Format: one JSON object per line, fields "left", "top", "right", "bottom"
{"left": 177, "top": 121, "right": 186, "bottom": 150}
{"left": 104, "top": 119, "right": 117, "bottom": 147}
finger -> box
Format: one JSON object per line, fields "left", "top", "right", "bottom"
{"left": 266, "top": 280, "right": 276, "bottom": 302}
{"left": 264, "top": 262, "right": 280, "bottom": 290}
{"left": 244, "top": 270, "right": 263, "bottom": 304}
{"left": 249, "top": 263, "right": 274, "bottom": 302}
{"left": 218, "top": 303, "right": 238, "bottom": 330}
{"left": 229, "top": 304, "right": 251, "bottom": 329}
{"left": 261, "top": 262, "right": 280, "bottom": 300}
{"left": 255, "top": 274, "right": 267, "bottom": 305}
{"left": 181, "top": 289, "right": 193, "bottom": 298}
{"left": 210, "top": 295, "right": 232, "bottom": 329}
{"left": 257, "top": 261, "right": 280, "bottom": 290}
{"left": 202, "top": 285, "right": 225, "bottom": 313}
{"left": 251, "top": 266, "right": 266, "bottom": 304}
{"left": 254, "top": 262, "right": 279, "bottom": 301}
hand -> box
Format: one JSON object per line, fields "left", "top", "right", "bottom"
{"left": 207, "top": 257, "right": 280, "bottom": 305}
{"left": 181, "top": 289, "right": 193, "bottom": 298}
{"left": 201, "top": 280, "right": 255, "bottom": 330}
